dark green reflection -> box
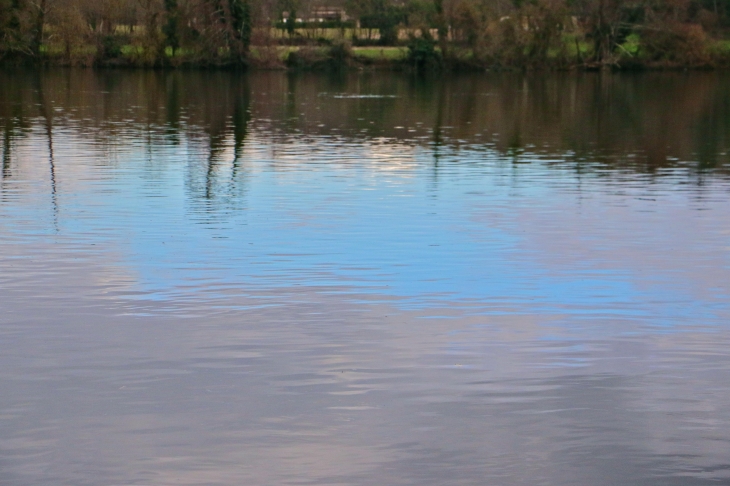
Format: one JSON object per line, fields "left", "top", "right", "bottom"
{"left": 0, "top": 69, "right": 729, "bottom": 184}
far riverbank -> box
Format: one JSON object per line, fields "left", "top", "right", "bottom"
{"left": 5, "top": 41, "right": 730, "bottom": 72}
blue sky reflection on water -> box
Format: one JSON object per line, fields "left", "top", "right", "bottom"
{"left": 6, "top": 130, "right": 726, "bottom": 331}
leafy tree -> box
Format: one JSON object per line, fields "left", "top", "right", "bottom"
{"left": 359, "top": 0, "right": 406, "bottom": 44}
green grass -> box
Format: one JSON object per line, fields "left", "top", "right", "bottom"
{"left": 710, "top": 39, "right": 730, "bottom": 55}
{"left": 352, "top": 46, "right": 407, "bottom": 60}
{"left": 562, "top": 34, "right": 592, "bottom": 59}
{"left": 40, "top": 43, "right": 96, "bottom": 57}
{"left": 618, "top": 33, "right": 641, "bottom": 57}
{"left": 120, "top": 45, "right": 143, "bottom": 56}
{"left": 164, "top": 46, "right": 196, "bottom": 57}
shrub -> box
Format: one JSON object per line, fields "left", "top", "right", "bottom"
{"left": 327, "top": 40, "right": 352, "bottom": 66}
{"left": 406, "top": 35, "right": 441, "bottom": 69}
{"left": 100, "top": 34, "right": 125, "bottom": 59}
{"left": 640, "top": 21, "right": 710, "bottom": 65}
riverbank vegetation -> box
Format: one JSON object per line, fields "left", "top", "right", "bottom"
{"left": 3, "top": 0, "right": 730, "bottom": 69}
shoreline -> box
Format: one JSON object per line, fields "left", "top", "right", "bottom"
{"left": 3, "top": 54, "right": 730, "bottom": 72}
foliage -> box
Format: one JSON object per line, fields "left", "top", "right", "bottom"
{"left": 327, "top": 39, "right": 352, "bottom": 64}
{"left": 162, "top": 0, "right": 179, "bottom": 55}
{"left": 100, "top": 34, "right": 125, "bottom": 59}
{"left": 359, "top": 0, "right": 407, "bottom": 44}
{"left": 406, "top": 34, "right": 441, "bottom": 69}
{"left": 3, "top": 0, "right": 730, "bottom": 68}
{"left": 639, "top": 21, "right": 711, "bottom": 65}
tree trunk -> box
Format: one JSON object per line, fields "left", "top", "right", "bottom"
{"left": 33, "top": 0, "right": 47, "bottom": 56}
{"left": 434, "top": 0, "right": 448, "bottom": 58}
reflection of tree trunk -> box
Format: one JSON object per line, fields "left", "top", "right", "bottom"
{"left": 35, "top": 73, "right": 59, "bottom": 229}
{"left": 3, "top": 79, "right": 27, "bottom": 180}
{"left": 431, "top": 80, "right": 446, "bottom": 187}
{"left": 230, "top": 80, "right": 251, "bottom": 200}
{"left": 166, "top": 72, "right": 181, "bottom": 131}
{"left": 2, "top": 122, "right": 12, "bottom": 180}
{"left": 232, "top": 75, "right": 251, "bottom": 170}
{"left": 206, "top": 133, "right": 225, "bottom": 199}
{"left": 285, "top": 72, "right": 298, "bottom": 127}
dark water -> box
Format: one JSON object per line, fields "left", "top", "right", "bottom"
{"left": 1, "top": 69, "right": 730, "bottom": 485}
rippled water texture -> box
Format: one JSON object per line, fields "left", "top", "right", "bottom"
{"left": 1, "top": 69, "right": 730, "bottom": 485}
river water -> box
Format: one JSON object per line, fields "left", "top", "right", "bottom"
{"left": 1, "top": 69, "right": 729, "bottom": 485}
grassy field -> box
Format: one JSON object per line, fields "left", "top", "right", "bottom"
{"left": 352, "top": 47, "right": 408, "bottom": 61}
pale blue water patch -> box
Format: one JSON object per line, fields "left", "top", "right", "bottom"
{"left": 2, "top": 125, "right": 720, "bottom": 330}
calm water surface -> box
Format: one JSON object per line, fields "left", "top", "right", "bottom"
{"left": 1, "top": 69, "right": 730, "bottom": 485}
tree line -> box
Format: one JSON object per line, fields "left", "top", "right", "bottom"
{"left": 2, "top": 0, "right": 730, "bottom": 67}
